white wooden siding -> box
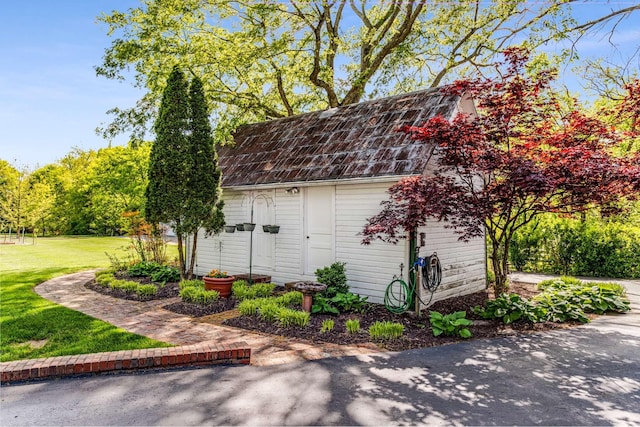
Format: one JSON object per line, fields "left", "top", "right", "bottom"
{"left": 416, "top": 221, "right": 486, "bottom": 306}
{"left": 193, "top": 182, "right": 486, "bottom": 306}
{"left": 335, "top": 182, "right": 408, "bottom": 304}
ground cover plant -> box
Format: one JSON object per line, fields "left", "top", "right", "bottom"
{"left": 0, "top": 236, "right": 172, "bottom": 362}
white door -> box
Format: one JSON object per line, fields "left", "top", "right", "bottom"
{"left": 305, "top": 186, "right": 335, "bottom": 274}
{"left": 253, "top": 193, "right": 275, "bottom": 269}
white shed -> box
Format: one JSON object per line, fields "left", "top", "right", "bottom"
{"left": 191, "top": 88, "right": 486, "bottom": 305}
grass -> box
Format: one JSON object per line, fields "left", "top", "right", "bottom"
{"left": 0, "top": 236, "right": 175, "bottom": 362}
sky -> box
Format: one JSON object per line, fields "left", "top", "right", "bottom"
{"left": 1, "top": 1, "right": 639, "bottom": 171}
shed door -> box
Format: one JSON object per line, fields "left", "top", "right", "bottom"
{"left": 305, "top": 186, "right": 335, "bottom": 274}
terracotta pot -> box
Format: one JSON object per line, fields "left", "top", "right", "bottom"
{"left": 203, "top": 276, "right": 235, "bottom": 298}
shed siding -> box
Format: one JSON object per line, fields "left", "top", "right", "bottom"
{"left": 417, "top": 221, "right": 486, "bottom": 306}
{"left": 335, "top": 182, "right": 408, "bottom": 304}
{"left": 194, "top": 182, "right": 486, "bottom": 307}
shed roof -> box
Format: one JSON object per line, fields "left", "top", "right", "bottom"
{"left": 218, "top": 87, "right": 460, "bottom": 188}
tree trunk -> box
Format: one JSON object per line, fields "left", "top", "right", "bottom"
{"left": 176, "top": 233, "right": 186, "bottom": 279}
{"left": 187, "top": 232, "right": 198, "bottom": 280}
{"left": 490, "top": 239, "right": 510, "bottom": 296}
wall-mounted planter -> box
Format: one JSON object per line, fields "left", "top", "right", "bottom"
{"left": 224, "top": 225, "right": 236, "bottom": 233}
{"left": 268, "top": 225, "right": 280, "bottom": 234}
{"left": 262, "top": 225, "right": 271, "bottom": 232}
{"left": 236, "top": 223, "right": 245, "bottom": 231}
{"left": 243, "top": 223, "right": 256, "bottom": 232}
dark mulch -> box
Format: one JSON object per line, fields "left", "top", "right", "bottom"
{"left": 224, "top": 285, "right": 568, "bottom": 351}
{"left": 86, "top": 274, "right": 570, "bottom": 351}
{"left": 85, "top": 276, "right": 180, "bottom": 301}
{"left": 164, "top": 298, "right": 238, "bottom": 317}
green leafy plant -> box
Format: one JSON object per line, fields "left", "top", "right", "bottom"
{"left": 128, "top": 261, "right": 163, "bottom": 277}
{"left": 278, "top": 308, "right": 310, "bottom": 328}
{"left": 136, "top": 284, "right": 158, "bottom": 297}
{"left": 150, "top": 265, "right": 180, "bottom": 283}
{"left": 369, "top": 321, "right": 404, "bottom": 340}
{"left": 237, "top": 299, "right": 261, "bottom": 316}
{"left": 95, "top": 270, "right": 116, "bottom": 287}
{"left": 277, "top": 291, "right": 303, "bottom": 307}
{"left": 330, "top": 292, "right": 368, "bottom": 313}
{"left": 179, "top": 287, "right": 220, "bottom": 305}
{"left": 179, "top": 279, "right": 203, "bottom": 290}
{"left": 474, "top": 293, "right": 543, "bottom": 324}
{"left": 320, "top": 319, "right": 335, "bottom": 333}
{"left": 109, "top": 279, "right": 139, "bottom": 293}
{"left": 232, "top": 280, "right": 276, "bottom": 301}
{"left": 429, "top": 311, "right": 473, "bottom": 338}
{"left": 315, "top": 262, "right": 349, "bottom": 298}
{"left": 345, "top": 319, "right": 361, "bottom": 334}
{"left": 259, "top": 302, "right": 281, "bottom": 322}
{"left": 311, "top": 296, "right": 340, "bottom": 315}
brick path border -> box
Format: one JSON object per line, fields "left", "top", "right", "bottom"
{"left": 0, "top": 342, "right": 250, "bottom": 384}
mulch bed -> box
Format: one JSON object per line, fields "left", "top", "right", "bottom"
{"left": 86, "top": 275, "right": 571, "bottom": 351}
{"left": 85, "top": 276, "right": 180, "bottom": 301}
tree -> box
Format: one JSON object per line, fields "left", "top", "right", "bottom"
{"left": 145, "top": 67, "right": 225, "bottom": 278}
{"left": 362, "top": 48, "right": 640, "bottom": 294}
{"left": 183, "top": 76, "right": 225, "bottom": 278}
{"left": 97, "top": 0, "right": 640, "bottom": 144}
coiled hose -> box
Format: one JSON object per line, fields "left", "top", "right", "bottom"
{"left": 384, "top": 253, "right": 442, "bottom": 314}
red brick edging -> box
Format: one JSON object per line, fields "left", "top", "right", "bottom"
{"left": 0, "top": 342, "right": 250, "bottom": 384}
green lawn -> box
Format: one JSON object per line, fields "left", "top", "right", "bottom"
{"left": 0, "top": 236, "right": 173, "bottom": 362}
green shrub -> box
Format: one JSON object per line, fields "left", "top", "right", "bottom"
{"left": 259, "top": 302, "right": 281, "bottom": 322}
{"left": 180, "top": 279, "right": 203, "bottom": 290}
{"left": 474, "top": 294, "right": 543, "bottom": 324}
{"left": 232, "top": 280, "right": 276, "bottom": 301}
{"left": 238, "top": 299, "right": 261, "bottom": 316}
{"left": 429, "top": 311, "right": 473, "bottom": 338}
{"left": 330, "top": 292, "right": 368, "bottom": 313}
{"left": 320, "top": 319, "right": 335, "bottom": 333}
{"left": 150, "top": 265, "right": 180, "bottom": 283}
{"left": 277, "top": 291, "right": 303, "bottom": 307}
{"left": 253, "top": 282, "right": 276, "bottom": 298}
{"left": 369, "top": 321, "right": 404, "bottom": 340}
{"left": 179, "top": 287, "right": 220, "bottom": 305}
{"left": 533, "top": 291, "right": 590, "bottom": 323}
{"left": 510, "top": 215, "right": 640, "bottom": 278}
{"left": 312, "top": 295, "right": 339, "bottom": 315}
{"left": 315, "top": 262, "right": 349, "bottom": 298}
{"left": 278, "top": 308, "right": 310, "bottom": 328}
{"left": 128, "top": 261, "right": 162, "bottom": 277}
{"left": 136, "top": 284, "right": 158, "bottom": 297}
{"left": 584, "top": 281, "right": 626, "bottom": 297}
{"left": 95, "top": 270, "right": 116, "bottom": 287}
{"left": 345, "top": 319, "right": 361, "bottom": 334}
{"left": 108, "top": 279, "right": 138, "bottom": 293}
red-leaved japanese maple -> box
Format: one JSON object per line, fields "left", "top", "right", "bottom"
{"left": 362, "top": 48, "right": 640, "bottom": 295}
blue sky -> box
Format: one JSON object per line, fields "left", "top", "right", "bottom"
{"left": 1, "top": 1, "right": 638, "bottom": 171}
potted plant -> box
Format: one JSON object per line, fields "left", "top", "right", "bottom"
{"left": 203, "top": 269, "right": 235, "bottom": 298}
{"left": 224, "top": 225, "right": 236, "bottom": 233}
{"left": 236, "top": 223, "right": 245, "bottom": 231}
{"left": 268, "top": 225, "right": 280, "bottom": 234}
{"left": 262, "top": 224, "right": 271, "bottom": 232}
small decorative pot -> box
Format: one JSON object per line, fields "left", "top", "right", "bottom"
{"left": 224, "top": 225, "right": 236, "bottom": 233}
{"left": 203, "top": 276, "right": 235, "bottom": 298}
{"left": 262, "top": 225, "right": 271, "bottom": 232}
{"left": 268, "top": 225, "right": 280, "bottom": 234}
{"left": 243, "top": 223, "right": 256, "bottom": 232}
{"left": 236, "top": 223, "right": 245, "bottom": 231}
